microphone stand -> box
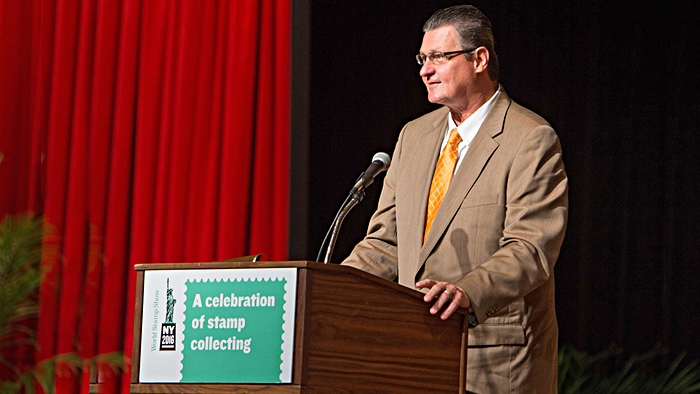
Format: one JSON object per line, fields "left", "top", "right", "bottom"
{"left": 316, "top": 152, "right": 389, "bottom": 264}
{"left": 323, "top": 188, "right": 364, "bottom": 264}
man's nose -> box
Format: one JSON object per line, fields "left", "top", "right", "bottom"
{"left": 419, "top": 62, "right": 435, "bottom": 77}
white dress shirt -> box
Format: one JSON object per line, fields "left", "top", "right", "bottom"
{"left": 440, "top": 86, "right": 501, "bottom": 174}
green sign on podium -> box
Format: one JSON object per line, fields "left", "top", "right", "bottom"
{"left": 138, "top": 268, "right": 297, "bottom": 383}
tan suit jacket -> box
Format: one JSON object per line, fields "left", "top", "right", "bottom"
{"left": 342, "top": 89, "right": 568, "bottom": 393}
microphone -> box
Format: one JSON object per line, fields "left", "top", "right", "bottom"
{"left": 316, "top": 152, "right": 392, "bottom": 264}
{"left": 351, "top": 152, "right": 391, "bottom": 193}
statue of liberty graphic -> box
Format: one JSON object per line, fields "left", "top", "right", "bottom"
{"left": 166, "top": 278, "right": 176, "bottom": 323}
{"left": 160, "top": 278, "right": 177, "bottom": 351}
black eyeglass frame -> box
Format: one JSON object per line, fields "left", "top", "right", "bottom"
{"left": 415, "top": 48, "right": 477, "bottom": 65}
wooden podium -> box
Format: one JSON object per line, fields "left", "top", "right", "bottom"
{"left": 97, "top": 261, "right": 469, "bottom": 393}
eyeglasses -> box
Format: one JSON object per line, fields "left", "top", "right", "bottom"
{"left": 415, "top": 48, "right": 476, "bottom": 65}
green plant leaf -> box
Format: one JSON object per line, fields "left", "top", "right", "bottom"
{"left": 558, "top": 345, "right": 700, "bottom": 393}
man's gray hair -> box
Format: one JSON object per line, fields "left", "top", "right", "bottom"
{"left": 423, "top": 5, "right": 499, "bottom": 81}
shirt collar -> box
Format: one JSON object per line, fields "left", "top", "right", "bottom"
{"left": 447, "top": 85, "right": 501, "bottom": 144}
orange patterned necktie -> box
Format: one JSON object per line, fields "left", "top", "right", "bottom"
{"left": 424, "top": 128, "right": 462, "bottom": 243}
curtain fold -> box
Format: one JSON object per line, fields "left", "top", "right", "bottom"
{"left": 0, "top": 1, "right": 291, "bottom": 393}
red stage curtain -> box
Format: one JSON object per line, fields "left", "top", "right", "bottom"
{"left": 0, "top": 0, "right": 291, "bottom": 393}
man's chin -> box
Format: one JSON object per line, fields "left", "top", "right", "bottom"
{"left": 427, "top": 96, "right": 444, "bottom": 105}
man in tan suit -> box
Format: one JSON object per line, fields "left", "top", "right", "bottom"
{"left": 342, "top": 5, "right": 568, "bottom": 393}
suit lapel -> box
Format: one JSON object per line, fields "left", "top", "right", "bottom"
{"left": 401, "top": 110, "right": 448, "bottom": 279}
{"left": 416, "top": 92, "right": 512, "bottom": 278}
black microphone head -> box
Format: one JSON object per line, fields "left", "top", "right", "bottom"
{"left": 372, "top": 152, "right": 391, "bottom": 171}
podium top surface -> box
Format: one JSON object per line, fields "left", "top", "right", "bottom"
{"left": 133, "top": 261, "right": 466, "bottom": 316}
{"left": 134, "top": 260, "right": 320, "bottom": 271}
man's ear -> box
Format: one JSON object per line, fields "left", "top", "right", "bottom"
{"left": 472, "top": 46, "right": 490, "bottom": 75}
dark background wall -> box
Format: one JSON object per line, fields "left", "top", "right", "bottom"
{"left": 293, "top": 0, "right": 700, "bottom": 357}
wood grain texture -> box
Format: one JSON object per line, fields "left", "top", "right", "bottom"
{"left": 459, "top": 317, "right": 469, "bottom": 393}
{"left": 303, "top": 267, "right": 465, "bottom": 393}
{"left": 132, "top": 270, "right": 145, "bottom": 383}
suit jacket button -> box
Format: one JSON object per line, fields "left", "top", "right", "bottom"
{"left": 486, "top": 306, "right": 498, "bottom": 316}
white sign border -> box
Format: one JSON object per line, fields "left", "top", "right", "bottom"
{"left": 139, "top": 267, "right": 297, "bottom": 384}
